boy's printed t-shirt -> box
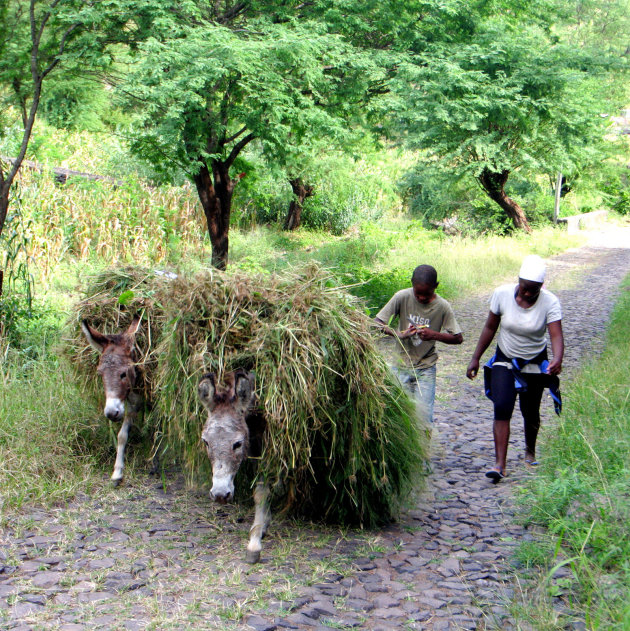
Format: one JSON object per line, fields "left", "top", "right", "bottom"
{"left": 490, "top": 284, "right": 562, "bottom": 361}
{"left": 376, "top": 289, "right": 462, "bottom": 369}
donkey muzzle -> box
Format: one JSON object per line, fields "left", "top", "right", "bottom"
{"left": 104, "top": 398, "right": 125, "bottom": 421}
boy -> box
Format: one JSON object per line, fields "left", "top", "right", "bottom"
{"left": 375, "top": 264, "right": 462, "bottom": 424}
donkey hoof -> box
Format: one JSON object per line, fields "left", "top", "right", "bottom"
{"left": 111, "top": 477, "right": 123, "bottom": 487}
{"left": 245, "top": 549, "right": 261, "bottom": 564}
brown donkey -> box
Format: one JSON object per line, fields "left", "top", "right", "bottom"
{"left": 81, "top": 315, "right": 143, "bottom": 486}
{"left": 198, "top": 370, "right": 269, "bottom": 563}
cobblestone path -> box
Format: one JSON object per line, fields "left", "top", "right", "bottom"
{"left": 2, "top": 227, "right": 630, "bottom": 631}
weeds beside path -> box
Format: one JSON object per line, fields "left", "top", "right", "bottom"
{"left": 1, "top": 223, "right": 629, "bottom": 631}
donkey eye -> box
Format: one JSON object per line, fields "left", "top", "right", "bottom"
{"left": 233, "top": 441, "right": 243, "bottom": 451}
{"left": 120, "top": 372, "right": 127, "bottom": 380}
{"left": 203, "top": 439, "right": 209, "bottom": 448}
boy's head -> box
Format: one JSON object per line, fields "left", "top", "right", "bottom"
{"left": 411, "top": 265, "right": 438, "bottom": 304}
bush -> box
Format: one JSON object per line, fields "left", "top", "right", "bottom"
{"left": 232, "top": 152, "right": 397, "bottom": 234}
{"left": 600, "top": 167, "right": 630, "bottom": 215}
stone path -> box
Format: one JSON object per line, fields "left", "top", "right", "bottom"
{"left": 2, "top": 225, "right": 630, "bottom": 631}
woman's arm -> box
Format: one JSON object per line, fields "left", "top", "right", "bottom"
{"left": 547, "top": 320, "right": 564, "bottom": 375}
{"left": 466, "top": 311, "right": 501, "bottom": 379}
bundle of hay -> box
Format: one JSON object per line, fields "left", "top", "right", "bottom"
{"left": 65, "top": 266, "right": 172, "bottom": 406}
{"left": 67, "top": 264, "right": 429, "bottom": 527}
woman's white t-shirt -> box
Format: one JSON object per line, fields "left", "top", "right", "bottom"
{"left": 490, "top": 284, "right": 562, "bottom": 360}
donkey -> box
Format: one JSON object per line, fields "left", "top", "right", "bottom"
{"left": 81, "top": 314, "right": 143, "bottom": 486}
{"left": 198, "top": 370, "right": 270, "bottom": 563}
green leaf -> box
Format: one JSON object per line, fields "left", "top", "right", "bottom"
{"left": 118, "top": 290, "right": 135, "bottom": 306}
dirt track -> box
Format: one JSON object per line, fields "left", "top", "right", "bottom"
{"left": 2, "top": 223, "right": 630, "bottom": 631}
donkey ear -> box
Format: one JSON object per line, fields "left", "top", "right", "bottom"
{"left": 234, "top": 371, "right": 256, "bottom": 413}
{"left": 125, "top": 314, "right": 142, "bottom": 338}
{"left": 81, "top": 320, "right": 109, "bottom": 354}
{"left": 198, "top": 373, "right": 217, "bottom": 412}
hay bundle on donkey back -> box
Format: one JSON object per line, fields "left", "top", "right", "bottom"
{"left": 68, "top": 264, "right": 429, "bottom": 527}
{"left": 65, "top": 266, "right": 172, "bottom": 407}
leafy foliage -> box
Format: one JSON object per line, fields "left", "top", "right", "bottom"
{"left": 392, "top": 12, "right": 624, "bottom": 226}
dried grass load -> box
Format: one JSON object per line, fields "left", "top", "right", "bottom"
{"left": 67, "top": 265, "right": 429, "bottom": 527}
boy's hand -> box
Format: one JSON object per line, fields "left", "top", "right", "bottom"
{"left": 399, "top": 322, "right": 428, "bottom": 339}
{"left": 398, "top": 326, "right": 418, "bottom": 339}
{"left": 418, "top": 327, "right": 437, "bottom": 341}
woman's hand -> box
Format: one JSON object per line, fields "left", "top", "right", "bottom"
{"left": 546, "top": 358, "right": 562, "bottom": 375}
{"left": 466, "top": 358, "right": 480, "bottom": 380}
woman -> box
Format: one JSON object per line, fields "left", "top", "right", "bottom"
{"left": 466, "top": 255, "right": 564, "bottom": 481}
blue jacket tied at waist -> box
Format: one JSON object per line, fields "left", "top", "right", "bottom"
{"left": 483, "top": 346, "right": 562, "bottom": 415}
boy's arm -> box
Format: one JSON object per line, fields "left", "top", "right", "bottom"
{"left": 374, "top": 317, "right": 417, "bottom": 340}
{"left": 374, "top": 293, "right": 417, "bottom": 340}
{"left": 418, "top": 329, "right": 462, "bottom": 344}
{"left": 418, "top": 302, "right": 463, "bottom": 344}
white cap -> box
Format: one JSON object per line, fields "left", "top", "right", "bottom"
{"left": 519, "top": 255, "right": 546, "bottom": 283}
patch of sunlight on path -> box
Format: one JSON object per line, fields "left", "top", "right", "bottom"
{"left": 583, "top": 220, "right": 630, "bottom": 248}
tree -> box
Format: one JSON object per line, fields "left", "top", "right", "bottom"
{"left": 119, "top": 12, "right": 383, "bottom": 269}
{"left": 0, "top": 0, "right": 187, "bottom": 269}
{"left": 283, "top": 177, "right": 315, "bottom": 231}
{"left": 393, "top": 18, "right": 619, "bottom": 230}
{"left": 0, "top": 0, "right": 83, "bottom": 243}
{"left": 563, "top": 0, "right": 630, "bottom": 56}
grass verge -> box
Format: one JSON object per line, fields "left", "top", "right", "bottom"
{"left": 512, "top": 276, "right": 630, "bottom": 629}
{"left": 0, "top": 354, "right": 110, "bottom": 520}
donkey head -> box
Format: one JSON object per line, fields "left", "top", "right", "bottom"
{"left": 81, "top": 315, "right": 141, "bottom": 422}
{"left": 198, "top": 370, "right": 256, "bottom": 504}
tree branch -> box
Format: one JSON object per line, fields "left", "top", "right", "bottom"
{"left": 226, "top": 132, "right": 255, "bottom": 168}
{"left": 224, "top": 127, "right": 248, "bottom": 144}
{"left": 42, "top": 22, "right": 80, "bottom": 79}
{"left": 217, "top": 2, "right": 248, "bottom": 24}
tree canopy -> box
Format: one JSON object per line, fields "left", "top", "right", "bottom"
{"left": 392, "top": 15, "right": 620, "bottom": 230}
{"left": 1, "top": 0, "right": 626, "bottom": 259}
{"left": 117, "top": 4, "right": 392, "bottom": 268}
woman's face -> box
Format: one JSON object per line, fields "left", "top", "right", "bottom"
{"left": 517, "top": 278, "right": 543, "bottom": 304}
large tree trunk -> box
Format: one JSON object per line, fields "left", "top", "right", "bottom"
{"left": 190, "top": 130, "right": 254, "bottom": 270}
{"left": 284, "top": 178, "right": 315, "bottom": 231}
{"left": 478, "top": 168, "right": 531, "bottom": 232}
{"left": 193, "top": 160, "right": 234, "bottom": 270}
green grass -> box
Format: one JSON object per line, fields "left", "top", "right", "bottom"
{"left": 512, "top": 276, "right": 630, "bottom": 630}
{"left": 0, "top": 354, "right": 107, "bottom": 518}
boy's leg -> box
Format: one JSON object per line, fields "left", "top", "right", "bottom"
{"left": 413, "top": 365, "right": 436, "bottom": 425}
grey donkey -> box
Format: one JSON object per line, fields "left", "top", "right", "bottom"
{"left": 198, "top": 370, "right": 270, "bottom": 563}
{"left": 81, "top": 314, "right": 143, "bottom": 486}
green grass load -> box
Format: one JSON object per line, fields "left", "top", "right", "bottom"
{"left": 66, "top": 264, "right": 429, "bottom": 527}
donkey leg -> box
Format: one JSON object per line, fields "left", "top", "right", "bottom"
{"left": 246, "top": 482, "right": 271, "bottom": 564}
{"left": 111, "top": 415, "right": 132, "bottom": 485}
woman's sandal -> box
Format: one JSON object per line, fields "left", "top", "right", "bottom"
{"left": 485, "top": 468, "right": 505, "bottom": 481}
